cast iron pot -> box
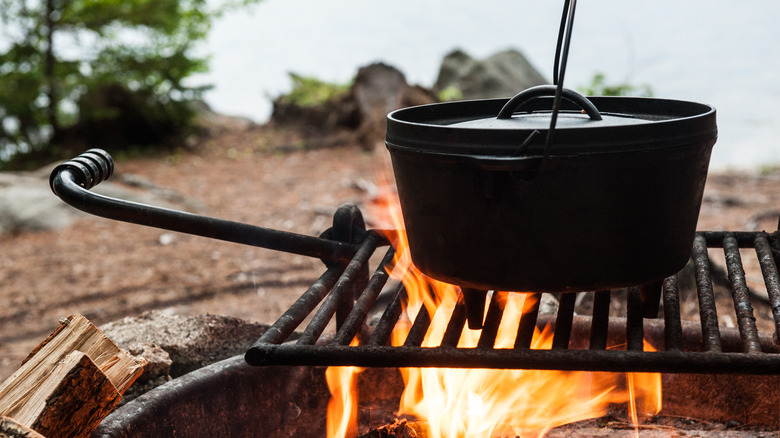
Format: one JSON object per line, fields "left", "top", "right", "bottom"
{"left": 385, "top": 85, "right": 717, "bottom": 292}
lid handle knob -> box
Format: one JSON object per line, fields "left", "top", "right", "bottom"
{"left": 496, "top": 85, "right": 602, "bottom": 121}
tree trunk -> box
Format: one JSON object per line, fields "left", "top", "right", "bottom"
{"left": 43, "top": 0, "right": 59, "bottom": 134}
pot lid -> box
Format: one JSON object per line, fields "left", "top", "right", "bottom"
{"left": 452, "top": 111, "right": 651, "bottom": 130}
{"left": 386, "top": 85, "right": 717, "bottom": 157}
{"left": 454, "top": 85, "right": 650, "bottom": 131}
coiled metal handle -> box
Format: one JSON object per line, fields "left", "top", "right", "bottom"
{"left": 49, "top": 148, "right": 114, "bottom": 193}
{"left": 49, "top": 149, "right": 375, "bottom": 263}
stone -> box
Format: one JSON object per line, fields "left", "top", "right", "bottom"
{"left": 0, "top": 172, "right": 76, "bottom": 234}
{"left": 433, "top": 48, "right": 548, "bottom": 100}
{"left": 270, "top": 62, "right": 436, "bottom": 150}
{"left": 352, "top": 62, "right": 435, "bottom": 150}
{"left": 0, "top": 162, "right": 206, "bottom": 235}
{"left": 100, "top": 311, "right": 269, "bottom": 378}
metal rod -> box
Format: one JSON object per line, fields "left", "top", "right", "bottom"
{"left": 250, "top": 344, "right": 780, "bottom": 374}
{"left": 251, "top": 264, "right": 342, "bottom": 346}
{"left": 545, "top": 0, "right": 578, "bottom": 161}
{"left": 51, "top": 168, "right": 364, "bottom": 263}
{"left": 700, "top": 231, "right": 771, "bottom": 248}
{"left": 589, "top": 290, "right": 611, "bottom": 350}
{"left": 332, "top": 246, "right": 395, "bottom": 346}
{"left": 441, "top": 294, "right": 467, "bottom": 347}
{"left": 404, "top": 300, "right": 433, "bottom": 347}
{"left": 552, "top": 293, "right": 576, "bottom": 350}
{"left": 244, "top": 264, "right": 343, "bottom": 365}
{"left": 478, "top": 292, "right": 507, "bottom": 349}
{"left": 296, "top": 233, "right": 381, "bottom": 345}
{"left": 692, "top": 234, "right": 723, "bottom": 352}
{"left": 626, "top": 286, "right": 645, "bottom": 351}
{"left": 662, "top": 275, "right": 684, "bottom": 351}
{"left": 723, "top": 234, "right": 762, "bottom": 353}
{"left": 755, "top": 234, "right": 780, "bottom": 343}
{"left": 552, "top": 0, "right": 571, "bottom": 86}
{"left": 366, "top": 281, "right": 406, "bottom": 347}
{"left": 515, "top": 293, "right": 541, "bottom": 349}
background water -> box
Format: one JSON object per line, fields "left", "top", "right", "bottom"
{"left": 197, "top": 0, "right": 780, "bottom": 170}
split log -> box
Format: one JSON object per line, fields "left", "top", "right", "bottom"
{"left": 358, "top": 418, "right": 427, "bottom": 438}
{"left": 0, "top": 416, "right": 45, "bottom": 438}
{"left": 0, "top": 314, "right": 145, "bottom": 438}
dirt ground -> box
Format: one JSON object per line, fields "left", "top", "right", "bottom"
{"left": 2, "top": 124, "right": 780, "bottom": 382}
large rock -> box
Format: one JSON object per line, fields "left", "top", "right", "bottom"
{"left": 100, "top": 311, "right": 270, "bottom": 403}
{"left": 270, "top": 62, "right": 436, "bottom": 150}
{"left": 0, "top": 163, "right": 206, "bottom": 235}
{"left": 101, "top": 311, "right": 269, "bottom": 378}
{"left": 352, "top": 63, "right": 435, "bottom": 149}
{"left": 433, "top": 48, "right": 548, "bottom": 100}
{"left": 0, "top": 170, "right": 77, "bottom": 234}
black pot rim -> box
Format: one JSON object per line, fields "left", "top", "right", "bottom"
{"left": 386, "top": 95, "right": 717, "bottom": 157}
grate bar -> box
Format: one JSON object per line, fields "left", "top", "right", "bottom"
{"left": 692, "top": 234, "right": 723, "bottom": 352}
{"left": 332, "top": 246, "right": 396, "bottom": 346}
{"left": 626, "top": 286, "right": 645, "bottom": 351}
{"left": 297, "top": 233, "right": 381, "bottom": 345}
{"left": 404, "top": 300, "right": 432, "bottom": 347}
{"left": 440, "top": 294, "right": 467, "bottom": 347}
{"left": 366, "top": 281, "right": 406, "bottom": 347}
{"left": 589, "top": 290, "right": 611, "bottom": 350}
{"left": 662, "top": 275, "right": 683, "bottom": 351}
{"left": 250, "top": 265, "right": 342, "bottom": 347}
{"left": 514, "top": 293, "right": 541, "bottom": 349}
{"left": 478, "top": 292, "right": 507, "bottom": 349}
{"left": 552, "top": 293, "right": 576, "bottom": 349}
{"left": 701, "top": 231, "right": 772, "bottom": 247}
{"left": 754, "top": 234, "right": 780, "bottom": 342}
{"left": 250, "top": 344, "right": 780, "bottom": 374}
{"left": 722, "top": 234, "right": 762, "bottom": 353}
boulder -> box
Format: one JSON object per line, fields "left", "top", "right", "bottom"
{"left": 352, "top": 63, "right": 436, "bottom": 150}
{"left": 0, "top": 171, "right": 77, "bottom": 234}
{"left": 433, "top": 48, "right": 548, "bottom": 100}
{"left": 0, "top": 163, "right": 206, "bottom": 235}
{"left": 270, "top": 62, "right": 436, "bottom": 150}
{"left": 100, "top": 311, "right": 269, "bottom": 378}
{"left": 100, "top": 311, "right": 271, "bottom": 403}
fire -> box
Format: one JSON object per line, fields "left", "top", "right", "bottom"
{"left": 326, "top": 339, "right": 363, "bottom": 438}
{"left": 326, "top": 173, "right": 662, "bottom": 437}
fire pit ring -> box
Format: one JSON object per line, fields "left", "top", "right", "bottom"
{"left": 93, "top": 317, "right": 779, "bottom": 437}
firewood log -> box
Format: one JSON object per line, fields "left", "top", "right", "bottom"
{"left": 0, "top": 314, "right": 145, "bottom": 438}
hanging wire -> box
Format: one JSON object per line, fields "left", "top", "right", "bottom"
{"left": 552, "top": 0, "right": 572, "bottom": 87}
{"left": 544, "top": 0, "right": 578, "bottom": 164}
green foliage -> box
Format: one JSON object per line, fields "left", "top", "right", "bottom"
{"left": 0, "top": 0, "right": 259, "bottom": 169}
{"left": 437, "top": 86, "right": 463, "bottom": 102}
{"left": 277, "top": 73, "right": 351, "bottom": 107}
{"left": 578, "top": 72, "right": 654, "bottom": 97}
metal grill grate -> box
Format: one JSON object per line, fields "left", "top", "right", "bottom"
{"left": 246, "top": 230, "right": 780, "bottom": 374}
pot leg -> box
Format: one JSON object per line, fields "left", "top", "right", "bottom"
{"left": 463, "top": 288, "right": 488, "bottom": 329}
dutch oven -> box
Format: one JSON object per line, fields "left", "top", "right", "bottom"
{"left": 385, "top": 85, "right": 717, "bottom": 292}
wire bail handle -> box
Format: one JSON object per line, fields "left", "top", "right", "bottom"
{"left": 495, "top": 0, "right": 582, "bottom": 163}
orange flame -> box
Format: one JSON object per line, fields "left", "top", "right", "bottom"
{"left": 326, "top": 339, "right": 363, "bottom": 438}
{"left": 326, "top": 171, "right": 662, "bottom": 437}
